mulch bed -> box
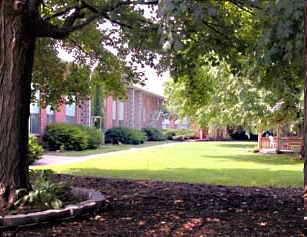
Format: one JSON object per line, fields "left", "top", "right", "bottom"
{"left": 1, "top": 174, "right": 305, "bottom": 236}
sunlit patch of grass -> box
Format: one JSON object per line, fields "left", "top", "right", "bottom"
{"left": 46, "top": 141, "right": 171, "bottom": 157}
{"left": 36, "top": 141, "right": 303, "bottom": 188}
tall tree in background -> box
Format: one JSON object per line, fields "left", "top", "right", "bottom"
{"left": 160, "top": 0, "right": 305, "bottom": 217}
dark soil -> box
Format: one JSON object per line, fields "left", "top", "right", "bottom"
{"left": 1, "top": 174, "right": 305, "bottom": 236}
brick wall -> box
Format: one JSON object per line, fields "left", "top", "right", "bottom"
{"left": 79, "top": 100, "right": 91, "bottom": 127}
{"left": 104, "top": 96, "right": 113, "bottom": 129}
{"left": 39, "top": 108, "right": 46, "bottom": 135}
{"left": 54, "top": 104, "right": 66, "bottom": 123}
{"left": 134, "top": 90, "right": 142, "bottom": 129}
{"left": 141, "top": 94, "right": 162, "bottom": 128}
{"left": 100, "top": 87, "right": 165, "bottom": 130}
{"left": 34, "top": 101, "right": 88, "bottom": 137}
{"left": 125, "top": 88, "right": 135, "bottom": 128}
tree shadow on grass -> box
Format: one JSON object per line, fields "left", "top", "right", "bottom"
{"left": 55, "top": 167, "right": 303, "bottom": 188}
{"left": 200, "top": 153, "right": 303, "bottom": 166}
{"left": 215, "top": 142, "right": 257, "bottom": 149}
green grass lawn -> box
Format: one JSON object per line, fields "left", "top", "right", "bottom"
{"left": 37, "top": 141, "right": 303, "bottom": 188}
{"left": 46, "top": 141, "right": 171, "bottom": 157}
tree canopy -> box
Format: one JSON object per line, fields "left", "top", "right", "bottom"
{"left": 31, "top": 0, "right": 165, "bottom": 106}
{"left": 163, "top": 0, "right": 304, "bottom": 130}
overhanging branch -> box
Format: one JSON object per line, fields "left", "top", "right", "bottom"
{"left": 36, "top": 0, "right": 159, "bottom": 39}
{"left": 43, "top": 6, "right": 78, "bottom": 21}
{"left": 37, "top": 13, "right": 99, "bottom": 39}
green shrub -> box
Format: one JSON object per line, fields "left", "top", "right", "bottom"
{"left": 105, "top": 127, "right": 146, "bottom": 145}
{"left": 29, "top": 169, "right": 55, "bottom": 183}
{"left": 161, "top": 129, "right": 176, "bottom": 140}
{"left": 125, "top": 128, "right": 146, "bottom": 145}
{"left": 28, "top": 136, "right": 43, "bottom": 165}
{"left": 173, "top": 129, "right": 197, "bottom": 141}
{"left": 105, "top": 127, "right": 127, "bottom": 144}
{"left": 162, "top": 128, "right": 196, "bottom": 141}
{"left": 43, "top": 123, "right": 102, "bottom": 151}
{"left": 79, "top": 126, "right": 102, "bottom": 149}
{"left": 142, "top": 128, "right": 166, "bottom": 141}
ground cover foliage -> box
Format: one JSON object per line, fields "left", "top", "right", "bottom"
{"left": 11, "top": 170, "right": 83, "bottom": 216}
{"left": 2, "top": 175, "right": 304, "bottom": 236}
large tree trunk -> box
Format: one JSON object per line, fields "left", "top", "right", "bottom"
{"left": 0, "top": 1, "right": 36, "bottom": 212}
{"left": 304, "top": 1, "right": 307, "bottom": 222}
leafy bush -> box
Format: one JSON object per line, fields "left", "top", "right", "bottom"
{"left": 28, "top": 136, "right": 43, "bottom": 165}
{"left": 15, "top": 170, "right": 65, "bottom": 211}
{"left": 162, "top": 129, "right": 196, "bottom": 141}
{"left": 43, "top": 123, "right": 102, "bottom": 151}
{"left": 161, "top": 129, "right": 176, "bottom": 140}
{"left": 142, "top": 128, "right": 166, "bottom": 141}
{"left": 125, "top": 128, "right": 146, "bottom": 145}
{"left": 79, "top": 126, "right": 102, "bottom": 149}
{"left": 105, "top": 127, "right": 146, "bottom": 145}
{"left": 104, "top": 127, "right": 127, "bottom": 144}
{"left": 173, "top": 129, "right": 197, "bottom": 140}
{"left": 29, "top": 169, "right": 54, "bottom": 183}
{"left": 11, "top": 170, "right": 86, "bottom": 215}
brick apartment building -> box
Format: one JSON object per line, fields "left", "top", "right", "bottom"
{"left": 29, "top": 86, "right": 227, "bottom": 140}
{"left": 104, "top": 86, "right": 164, "bottom": 130}
{"left": 29, "top": 86, "right": 164, "bottom": 136}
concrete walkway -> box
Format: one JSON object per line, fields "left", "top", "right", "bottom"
{"left": 32, "top": 143, "right": 175, "bottom": 167}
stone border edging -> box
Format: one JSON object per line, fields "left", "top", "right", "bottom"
{"left": 0, "top": 188, "right": 105, "bottom": 228}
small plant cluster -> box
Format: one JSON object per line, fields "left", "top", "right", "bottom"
{"left": 13, "top": 170, "right": 66, "bottom": 213}
{"left": 142, "top": 128, "right": 166, "bottom": 141}
{"left": 43, "top": 123, "right": 102, "bottom": 151}
{"left": 105, "top": 127, "right": 145, "bottom": 145}
{"left": 28, "top": 135, "right": 44, "bottom": 165}
{"left": 105, "top": 127, "right": 197, "bottom": 144}
{"left": 162, "top": 129, "right": 197, "bottom": 141}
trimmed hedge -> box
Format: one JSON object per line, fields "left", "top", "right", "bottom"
{"left": 105, "top": 127, "right": 145, "bottom": 145}
{"left": 162, "top": 128, "right": 196, "bottom": 141}
{"left": 79, "top": 125, "right": 102, "bottom": 149}
{"left": 161, "top": 129, "right": 176, "bottom": 140}
{"left": 43, "top": 123, "right": 102, "bottom": 151}
{"left": 142, "top": 128, "right": 166, "bottom": 141}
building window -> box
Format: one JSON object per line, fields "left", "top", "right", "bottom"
{"left": 112, "top": 99, "right": 117, "bottom": 127}
{"left": 29, "top": 91, "right": 40, "bottom": 134}
{"left": 46, "top": 106, "right": 54, "bottom": 124}
{"left": 66, "top": 102, "right": 76, "bottom": 124}
{"left": 143, "top": 108, "right": 146, "bottom": 122}
{"left": 119, "top": 100, "right": 124, "bottom": 127}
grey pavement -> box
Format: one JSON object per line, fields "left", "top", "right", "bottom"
{"left": 31, "top": 143, "right": 176, "bottom": 167}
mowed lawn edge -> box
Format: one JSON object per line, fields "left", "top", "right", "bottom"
{"left": 35, "top": 141, "right": 303, "bottom": 188}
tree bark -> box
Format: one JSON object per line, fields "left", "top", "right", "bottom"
{"left": 304, "top": 1, "right": 307, "bottom": 221}
{"left": 0, "top": 1, "right": 35, "bottom": 212}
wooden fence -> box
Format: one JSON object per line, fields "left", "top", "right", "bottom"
{"left": 259, "top": 137, "right": 302, "bottom": 152}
